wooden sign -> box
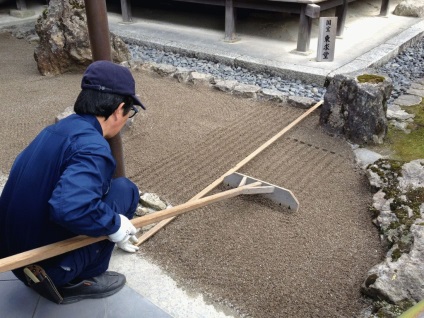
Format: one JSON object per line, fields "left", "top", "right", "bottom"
{"left": 316, "top": 17, "right": 338, "bottom": 62}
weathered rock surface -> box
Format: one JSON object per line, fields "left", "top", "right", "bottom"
{"left": 135, "top": 192, "right": 171, "bottom": 232}
{"left": 320, "top": 70, "right": 393, "bottom": 145}
{"left": 34, "top": 0, "right": 130, "bottom": 75}
{"left": 188, "top": 72, "right": 214, "bottom": 85}
{"left": 233, "top": 83, "right": 261, "bottom": 98}
{"left": 151, "top": 63, "right": 177, "bottom": 77}
{"left": 363, "top": 225, "right": 424, "bottom": 304}
{"left": 398, "top": 159, "right": 424, "bottom": 191}
{"left": 394, "top": 0, "right": 424, "bottom": 18}
{"left": 287, "top": 95, "right": 316, "bottom": 109}
{"left": 353, "top": 147, "right": 383, "bottom": 169}
{"left": 214, "top": 79, "right": 239, "bottom": 92}
{"left": 362, "top": 159, "right": 424, "bottom": 314}
{"left": 259, "top": 88, "right": 287, "bottom": 103}
{"left": 386, "top": 104, "right": 415, "bottom": 121}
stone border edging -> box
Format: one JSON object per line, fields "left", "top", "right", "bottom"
{"left": 125, "top": 59, "right": 318, "bottom": 109}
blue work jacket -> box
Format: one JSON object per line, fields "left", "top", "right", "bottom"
{"left": 0, "top": 114, "right": 121, "bottom": 258}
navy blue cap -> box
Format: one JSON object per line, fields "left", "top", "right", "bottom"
{"left": 81, "top": 60, "right": 145, "bottom": 110}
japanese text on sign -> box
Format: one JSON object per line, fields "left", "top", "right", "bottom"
{"left": 316, "top": 17, "right": 337, "bottom": 62}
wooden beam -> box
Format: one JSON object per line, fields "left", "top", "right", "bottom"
{"left": 305, "top": 4, "right": 320, "bottom": 19}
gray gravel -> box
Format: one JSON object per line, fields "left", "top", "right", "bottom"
{"left": 128, "top": 37, "right": 424, "bottom": 103}
{"left": 3, "top": 19, "right": 423, "bottom": 104}
{"left": 378, "top": 40, "right": 424, "bottom": 102}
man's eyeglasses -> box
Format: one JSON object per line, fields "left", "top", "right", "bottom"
{"left": 128, "top": 105, "right": 139, "bottom": 119}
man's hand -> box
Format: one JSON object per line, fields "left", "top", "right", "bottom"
{"left": 117, "top": 234, "right": 139, "bottom": 253}
{"left": 108, "top": 214, "right": 139, "bottom": 253}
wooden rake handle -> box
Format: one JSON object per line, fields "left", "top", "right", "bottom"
{"left": 135, "top": 100, "right": 324, "bottom": 246}
{"left": 0, "top": 182, "right": 261, "bottom": 273}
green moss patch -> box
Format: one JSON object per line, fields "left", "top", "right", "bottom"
{"left": 357, "top": 74, "right": 385, "bottom": 84}
{"left": 374, "top": 300, "right": 415, "bottom": 318}
{"left": 385, "top": 100, "right": 424, "bottom": 161}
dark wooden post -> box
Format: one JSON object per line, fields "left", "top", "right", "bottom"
{"left": 335, "top": 0, "right": 348, "bottom": 37}
{"left": 84, "top": 0, "right": 126, "bottom": 178}
{"left": 224, "top": 0, "right": 237, "bottom": 42}
{"left": 120, "top": 0, "right": 132, "bottom": 23}
{"left": 380, "top": 0, "right": 390, "bottom": 16}
{"left": 297, "top": 6, "right": 310, "bottom": 52}
{"left": 297, "top": 4, "right": 320, "bottom": 52}
{"left": 16, "top": 0, "right": 27, "bottom": 10}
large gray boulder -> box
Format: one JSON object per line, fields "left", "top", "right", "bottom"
{"left": 34, "top": 0, "right": 130, "bottom": 75}
{"left": 320, "top": 70, "right": 393, "bottom": 145}
{"left": 362, "top": 224, "right": 424, "bottom": 304}
{"left": 394, "top": 0, "right": 424, "bottom": 18}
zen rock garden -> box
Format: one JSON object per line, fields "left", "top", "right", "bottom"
{"left": 1, "top": 0, "right": 423, "bottom": 316}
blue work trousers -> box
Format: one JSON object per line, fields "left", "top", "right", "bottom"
{"left": 14, "top": 177, "right": 139, "bottom": 287}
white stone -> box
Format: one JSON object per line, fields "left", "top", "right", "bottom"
{"left": 372, "top": 191, "right": 390, "bottom": 211}
{"left": 367, "top": 170, "right": 384, "bottom": 188}
{"left": 213, "top": 80, "right": 238, "bottom": 92}
{"left": 233, "top": 83, "right": 260, "bottom": 98}
{"left": 365, "top": 225, "right": 424, "bottom": 303}
{"left": 405, "top": 205, "right": 414, "bottom": 218}
{"left": 393, "top": 94, "right": 422, "bottom": 107}
{"left": 398, "top": 160, "right": 424, "bottom": 192}
{"left": 387, "top": 104, "right": 402, "bottom": 112}
{"left": 151, "top": 63, "right": 177, "bottom": 76}
{"left": 386, "top": 109, "right": 415, "bottom": 121}
{"left": 173, "top": 68, "right": 191, "bottom": 83}
{"left": 390, "top": 120, "right": 410, "bottom": 133}
{"left": 354, "top": 148, "right": 382, "bottom": 169}
{"left": 188, "top": 72, "right": 214, "bottom": 85}
{"left": 260, "top": 88, "right": 287, "bottom": 103}
{"left": 140, "top": 193, "right": 168, "bottom": 211}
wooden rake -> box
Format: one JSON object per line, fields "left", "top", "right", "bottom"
{"left": 0, "top": 177, "right": 297, "bottom": 273}
{"left": 0, "top": 100, "right": 323, "bottom": 272}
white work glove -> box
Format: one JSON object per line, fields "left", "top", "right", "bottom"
{"left": 116, "top": 234, "right": 139, "bottom": 253}
{"left": 108, "top": 214, "right": 139, "bottom": 253}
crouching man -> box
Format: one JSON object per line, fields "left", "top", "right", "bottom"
{"left": 0, "top": 61, "right": 145, "bottom": 304}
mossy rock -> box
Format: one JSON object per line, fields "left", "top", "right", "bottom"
{"left": 374, "top": 299, "right": 415, "bottom": 318}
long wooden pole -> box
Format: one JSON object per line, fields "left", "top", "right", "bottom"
{"left": 136, "top": 100, "right": 324, "bottom": 246}
{"left": 0, "top": 101, "right": 323, "bottom": 272}
{"left": 0, "top": 183, "right": 262, "bottom": 273}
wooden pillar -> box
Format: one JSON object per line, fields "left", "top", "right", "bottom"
{"left": 16, "top": 0, "right": 27, "bottom": 10}
{"left": 297, "top": 4, "right": 316, "bottom": 52}
{"left": 121, "top": 0, "right": 132, "bottom": 23}
{"left": 335, "top": 0, "right": 348, "bottom": 37}
{"left": 84, "top": 0, "right": 126, "bottom": 178}
{"left": 380, "top": 0, "right": 390, "bottom": 16}
{"left": 224, "top": 0, "right": 237, "bottom": 42}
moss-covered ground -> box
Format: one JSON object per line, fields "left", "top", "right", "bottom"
{"left": 385, "top": 99, "right": 424, "bottom": 161}
{"left": 366, "top": 96, "right": 424, "bottom": 162}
